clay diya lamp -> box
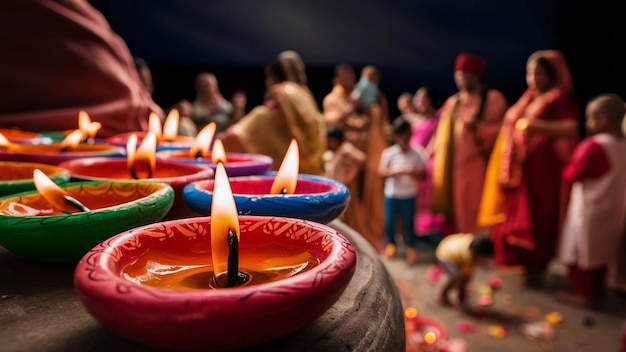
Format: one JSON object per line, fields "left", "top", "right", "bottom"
{"left": 157, "top": 124, "right": 273, "bottom": 177}
{"left": 0, "top": 128, "right": 42, "bottom": 144}
{"left": 74, "top": 163, "right": 357, "bottom": 351}
{"left": 0, "top": 170, "right": 174, "bottom": 262}
{"left": 59, "top": 132, "right": 213, "bottom": 217}
{"left": 404, "top": 307, "right": 450, "bottom": 352}
{"left": 0, "top": 161, "right": 70, "bottom": 197}
{"left": 0, "top": 130, "right": 123, "bottom": 165}
{"left": 106, "top": 110, "right": 193, "bottom": 151}
{"left": 183, "top": 139, "right": 350, "bottom": 224}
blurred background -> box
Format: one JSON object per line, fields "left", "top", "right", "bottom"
{"left": 89, "top": 0, "right": 624, "bottom": 127}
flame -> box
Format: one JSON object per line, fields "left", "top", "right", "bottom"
{"left": 127, "top": 132, "right": 157, "bottom": 178}
{"left": 210, "top": 163, "right": 240, "bottom": 279}
{"left": 59, "top": 129, "right": 85, "bottom": 151}
{"left": 424, "top": 332, "right": 437, "bottom": 345}
{"left": 211, "top": 139, "right": 227, "bottom": 164}
{"left": 78, "top": 110, "right": 91, "bottom": 131}
{"left": 148, "top": 112, "right": 162, "bottom": 140}
{"left": 0, "top": 132, "right": 12, "bottom": 147}
{"left": 270, "top": 139, "right": 299, "bottom": 194}
{"left": 33, "top": 169, "right": 72, "bottom": 212}
{"left": 126, "top": 133, "right": 138, "bottom": 170}
{"left": 77, "top": 110, "right": 101, "bottom": 139}
{"left": 189, "top": 122, "right": 216, "bottom": 158}
{"left": 162, "top": 109, "right": 180, "bottom": 141}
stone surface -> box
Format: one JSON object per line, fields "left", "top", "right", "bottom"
{"left": 0, "top": 220, "right": 405, "bottom": 352}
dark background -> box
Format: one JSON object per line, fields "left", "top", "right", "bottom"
{"left": 89, "top": 0, "right": 624, "bottom": 131}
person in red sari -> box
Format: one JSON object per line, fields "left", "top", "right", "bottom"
{"left": 478, "top": 50, "right": 579, "bottom": 288}
{"left": 0, "top": 0, "right": 161, "bottom": 137}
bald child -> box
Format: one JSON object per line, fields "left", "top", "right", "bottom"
{"left": 557, "top": 94, "right": 626, "bottom": 308}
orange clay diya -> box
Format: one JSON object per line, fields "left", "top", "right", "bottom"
{"left": 0, "top": 161, "right": 70, "bottom": 196}
{"left": 0, "top": 130, "right": 123, "bottom": 165}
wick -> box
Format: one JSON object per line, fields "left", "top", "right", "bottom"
{"left": 226, "top": 228, "right": 239, "bottom": 287}
{"left": 129, "top": 167, "right": 152, "bottom": 180}
{"left": 280, "top": 188, "right": 287, "bottom": 195}
{"left": 63, "top": 195, "right": 91, "bottom": 212}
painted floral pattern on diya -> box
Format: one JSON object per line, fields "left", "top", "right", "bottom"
{"left": 0, "top": 181, "right": 174, "bottom": 262}
{"left": 73, "top": 215, "right": 357, "bottom": 351}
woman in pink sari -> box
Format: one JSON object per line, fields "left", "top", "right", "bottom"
{"left": 479, "top": 50, "right": 579, "bottom": 287}
{"left": 408, "top": 87, "right": 445, "bottom": 240}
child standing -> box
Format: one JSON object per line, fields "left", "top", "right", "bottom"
{"left": 557, "top": 93, "right": 626, "bottom": 308}
{"left": 378, "top": 117, "right": 426, "bottom": 264}
{"left": 436, "top": 233, "right": 495, "bottom": 309}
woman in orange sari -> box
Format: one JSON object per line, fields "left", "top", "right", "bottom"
{"left": 479, "top": 50, "right": 579, "bottom": 287}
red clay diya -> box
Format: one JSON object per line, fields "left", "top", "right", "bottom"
{"left": 405, "top": 308, "right": 450, "bottom": 352}
{"left": 0, "top": 161, "right": 70, "bottom": 196}
{"left": 59, "top": 157, "right": 213, "bottom": 218}
{"left": 74, "top": 214, "right": 356, "bottom": 351}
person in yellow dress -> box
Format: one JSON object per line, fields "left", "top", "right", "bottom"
{"left": 435, "top": 233, "right": 494, "bottom": 309}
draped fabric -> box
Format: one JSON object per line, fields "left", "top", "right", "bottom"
{"left": 225, "top": 81, "right": 326, "bottom": 175}
{"left": 341, "top": 104, "right": 390, "bottom": 249}
{"left": 220, "top": 51, "right": 326, "bottom": 176}
{"left": 432, "top": 89, "right": 508, "bottom": 234}
{"left": 0, "top": 0, "right": 160, "bottom": 137}
{"left": 482, "top": 50, "right": 579, "bottom": 269}
{"left": 410, "top": 114, "right": 445, "bottom": 236}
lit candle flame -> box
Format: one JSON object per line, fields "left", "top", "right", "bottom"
{"left": 148, "top": 112, "right": 162, "bottom": 140}
{"left": 189, "top": 122, "right": 216, "bottom": 158}
{"left": 162, "top": 109, "right": 180, "bottom": 141}
{"left": 424, "top": 332, "right": 437, "bottom": 345}
{"left": 78, "top": 110, "right": 101, "bottom": 140}
{"left": 127, "top": 132, "right": 157, "bottom": 179}
{"left": 0, "top": 132, "right": 14, "bottom": 148}
{"left": 59, "top": 129, "right": 85, "bottom": 151}
{"left": 270, "top": 139, "right": 299, "bottom": 194}
{"left": 210, "top": 162, "right": 240, "bottom": 284}
{"left": 211, "top": 138, "right": 227, "bottom": 164}
{"left": 33, "top": 169, "right": 90, "bottom": 213}
{"left": 126, "top": 133, "right": 138, "bottom": 170}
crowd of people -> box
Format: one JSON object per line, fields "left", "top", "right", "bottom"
{"left": 1, "top": 0, "right": 625, "bottom": 312}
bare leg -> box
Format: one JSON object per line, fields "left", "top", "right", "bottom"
{"left": 439, "top": 278, "right": 454, "bottom": 307}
